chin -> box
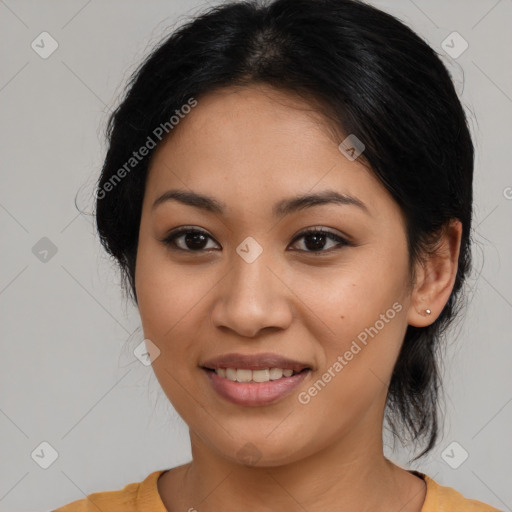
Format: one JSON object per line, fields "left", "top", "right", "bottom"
{"left": 208, "top": 434, "right": 312, "bottom": 468}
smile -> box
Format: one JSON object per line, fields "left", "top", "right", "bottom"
{"left": 202, "top": 367, "right": 311, "bottom": 406}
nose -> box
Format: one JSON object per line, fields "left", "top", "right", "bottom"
{"left": 210, "top": 246, "right": 293, "bottom": 338}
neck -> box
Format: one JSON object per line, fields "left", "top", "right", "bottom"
{"left": 159, "top": 420, "right": 426, "bottom": 512}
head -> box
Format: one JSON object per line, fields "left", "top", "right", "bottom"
{"left": 95, "top": 0, "right": 473, "bottom": 464}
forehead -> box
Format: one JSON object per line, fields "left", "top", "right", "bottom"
{"left": 144, "top": 84, "right": 390, "bottom": 220}
{"left": 151, "top": 84, "right": 341, "bottom": 164}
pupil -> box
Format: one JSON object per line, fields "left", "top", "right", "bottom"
{"left": 186, "top": 232, "right": 207, "bottom": 250}
{"left": 305, "top": 233, "right": 326, "bottom": 251}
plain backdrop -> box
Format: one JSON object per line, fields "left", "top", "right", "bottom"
{"left": 0, "top": 0, "right": 511, "bottom": 511}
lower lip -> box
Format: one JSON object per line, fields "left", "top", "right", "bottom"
{"left": 202, "top": 368, "right": 310, "bottom": 406}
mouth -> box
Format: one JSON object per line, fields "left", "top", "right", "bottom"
{"left": 199, "top": 352, "right": 312, "bottom": 406}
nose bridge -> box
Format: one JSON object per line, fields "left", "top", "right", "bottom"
{"left": 211, "top": 238, "right": 291, "bottom": 336}
{"left": 228, "top": 239, "right": 276, "bottom": 304}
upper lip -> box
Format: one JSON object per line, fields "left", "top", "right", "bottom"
{"left": 201, "top": 352, "right": 311, "bottom": 372}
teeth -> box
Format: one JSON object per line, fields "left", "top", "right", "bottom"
{"left": 225, "top": 368, "right": 237, "bottom": 381}
{"left": 269, "top": 367, "right": 283, "bottom": 380}
{"left": 252, "top": 369, "right": 270, "bottom": 382}
{"left": 236, "top": 369, "right": 252, "bottom": 382}
{"left": 214, "top": 367, "right": 301, "bottom": 382}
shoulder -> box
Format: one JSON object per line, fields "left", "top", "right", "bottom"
{"left": 51, "top": 470, "right": 168, "bottom": 512}
{"left": 415, "top": 471, "right": 503, "bottom": 512}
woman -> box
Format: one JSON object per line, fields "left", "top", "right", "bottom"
{"left": 54, "top": 0, "right": 501, "bottom": 510}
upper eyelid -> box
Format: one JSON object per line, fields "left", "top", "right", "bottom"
{"left": 165, "top": 226, "right": 345, "bottom": 240}
{"left": 291, "top": 227, "right": 345, "bottom": 239}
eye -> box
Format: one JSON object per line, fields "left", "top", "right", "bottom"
{"left": 160, "top": 227, "right": 220, "bottom": 252}
{"left": 160, "top": 226, "right": 351, "bottom": 254}
{"left": 289, "top": 227, "right": 350, "bottom": 253}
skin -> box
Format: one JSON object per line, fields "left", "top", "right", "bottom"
{"left": 134, "top": 84, "right": 462, "bottom": 512}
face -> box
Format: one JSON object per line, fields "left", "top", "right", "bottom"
{"left": 135, "top": 84, "right": 415, "bottom": 467}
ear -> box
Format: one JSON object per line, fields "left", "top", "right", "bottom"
{"left": 407, "top": 219, "right": 463, "bottom": 327}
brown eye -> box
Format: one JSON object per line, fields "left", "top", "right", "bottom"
{"left": 161, "top": 228, "right": 220, "bottom": 252}
{"left": 289, "top": 228, "right": 350, "bottom": 253}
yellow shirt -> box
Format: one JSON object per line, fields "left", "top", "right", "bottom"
{"left": 52, "top": 469, "right": 502, "bottom": 511}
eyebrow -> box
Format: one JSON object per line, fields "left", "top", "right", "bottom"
{"left": 152, "top": 189, "right": 370, "bottom": 217}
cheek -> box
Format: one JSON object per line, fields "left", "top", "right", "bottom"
{"left": 299, "top": 253, "right": 407, "bottom": 334}
{"left": 134, "top": 241, "right": 211, "bottom": 411}
{"left": 294, "top": 270, "right": 408, "bottom": 435}
{"left": 293, "top": 246, "right": 410, "bottom": 381}
{"left": 135, "top": 234, "right": 206, "bottom": 336}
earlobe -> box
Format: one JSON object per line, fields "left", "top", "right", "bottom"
{"left": 407, "top": 219, "right": 463, "bottom": 327}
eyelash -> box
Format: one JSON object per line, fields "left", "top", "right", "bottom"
{"left": 160, "top": 226, "right": 351, "bottom": 254}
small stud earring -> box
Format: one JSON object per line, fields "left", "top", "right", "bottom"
{"left": 425, "top": 309, "right": 431, "bottom": 315}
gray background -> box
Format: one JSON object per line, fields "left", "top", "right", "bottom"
{"left": 0, "top": 0, "right": 511, "bottom": 510}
